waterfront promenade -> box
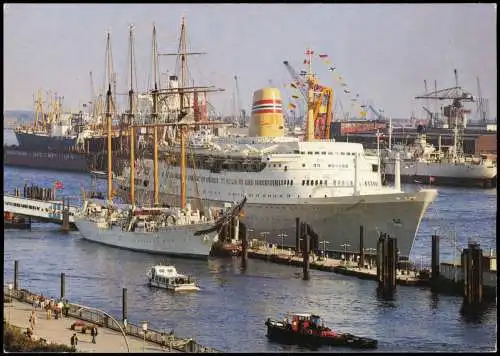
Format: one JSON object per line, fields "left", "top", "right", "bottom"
{"left": 3, "top": 298, "right": 177, "bottom": 353}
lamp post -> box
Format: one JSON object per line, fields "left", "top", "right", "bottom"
{"left": 8, "top": 283, "right": 13, "bottom": 323}
{"left": 260, "top": 232, "right": 269, "bottom": 255}
{"left": 320, "top": 240, "right": 330, "bottom": 260}
{"left": 141, "top": 321, "right": 148, "bottom": 352}
{"left": 277, "top": 233, "right": 288, "bottom": 255}
{"left": 340, "top": 241, "right": 351, "bottom": 265}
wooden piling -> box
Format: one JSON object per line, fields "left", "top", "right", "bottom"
{"left": 376, "top": 233, "right": 397, "bottom": 294}
{"left": 122, "top": 288, "right": 128, "bottom": 323}
{"left": 14, "top": 260, "right": 19, "bottom": 290}
{"left": 61, "top": 197, "right": 70, "bottom": 232}
{"left": 302, "top": 223, "right": 310, "bottom": 281}
{"left": 359, "top": 225, "right": 365, "bottom": 268}
{"left": 431, "top": 235, "right": 440, "bottom": 289}
{"left": 240, "top": 223, "right": 248, "bottom": 270}
{"left": 295, "top": 217, "right": 301, "bottom": 253}
{"left": 462, "top": 242, "right": 483, "bottom": 306}
{"left": 60, "top": 272, "right": 66, "bottom": 300}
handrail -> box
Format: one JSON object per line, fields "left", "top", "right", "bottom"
{"left": 4, "top": 286, "right": 220, "bottom": 353}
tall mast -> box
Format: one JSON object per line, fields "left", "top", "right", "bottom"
{"left": 128, "top": 24, "right": 136, "bottom": 208}
{"left": 106, "top": 83, "right": 113, "bottom": 203}
{"left": 151, "top": 24, "right": 160, "bottom": 206}
{"left": 305, "top": 48, "right": 315, "bottom": 142}
{"left": 179, "top": 17, "right": 188, "bottom": 209}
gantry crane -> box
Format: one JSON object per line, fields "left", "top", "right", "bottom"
{"left": 282, "top": 58, "right": 333, "bottom": 140}
{"left": 415, "top": 69, "right": 474, "bottom": 158}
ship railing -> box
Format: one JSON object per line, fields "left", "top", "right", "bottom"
{"left": 4, "top": 286, "right": 221, "bottom": 353}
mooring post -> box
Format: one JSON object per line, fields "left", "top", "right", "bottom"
{"left": 240, "top": 222, "right": 248, "bottom": 270}
{"left": 14, "top": 260, "right": 19, "bottom": 290}
{"left": 302, "top": 223, "right": 310, "bottom": 281}
{"left": 122, "top": 288, "right": 128, "bottom": 325}
{"left": 60, "top": 272, "right": 66, "bottom": 300}
{"left": 376, "top": 233, "right": 385, "bottom": 285}
{"left": 295, "top": 217, "right": 301, "bottom": 254}
{"left": 462, "top": 242, "right": 483, "bottom": 306}
{"left": 386, "top": 236, "right": 397, "bottom": 292}
{"left": 359, "top": 225, "right": 365, "bottom": 268}
{"left": 431, "top": 235, "right": 440, "bottom": 289}
{"left": 61, "top": 197, "right": 70, "bottom": 232}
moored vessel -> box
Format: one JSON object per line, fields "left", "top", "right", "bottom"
{"left": 265, "top": 313, "right": 377, "bottom": 349}
{"left": 118, "top": 48, "right": 438, "bottom": 258}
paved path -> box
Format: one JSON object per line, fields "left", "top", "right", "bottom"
{"left": 4, "top": 299, "right": 177, "bottom": 353}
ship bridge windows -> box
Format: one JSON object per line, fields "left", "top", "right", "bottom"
{"left": 372, "top": 164, "right": 379, "bottom": 172}
{"left": 302, "top": 163, "right": 306, "bottom": 167}
{"left": 341, "top": 152, "right": 345, "bottom": 156}
{"left": 307, "top": 152, "right": 313, "bottom": 155}
{"left": 300, "top": 151, "right": 305, "bottom": 154}
{"left": 294, "top": 150, "right": 300, "bottom": 154}
{"left": 328, "top": 152, "right": 333, "bottom": 155}
{"left": 315, "top": 152, "right": 319, "bottom": 155}
{"left": 322, "top": 152, "right": 326, "bottom": 155}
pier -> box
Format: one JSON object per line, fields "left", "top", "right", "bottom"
{"left": 3, "top": 193, "right": 79, "bottom": 229}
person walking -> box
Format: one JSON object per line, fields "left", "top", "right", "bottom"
{"left": 70, "top": 333, "right": 78, "bottom": 349}
{"left": 91, "top": 326, "right": 98, "bottom": 344}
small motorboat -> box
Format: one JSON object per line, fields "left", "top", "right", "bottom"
{"left": 265, "top": 313, "right": 377, "bottom": 349}
{"left": 146, "top": 264, "right": 200, "bottom": 292}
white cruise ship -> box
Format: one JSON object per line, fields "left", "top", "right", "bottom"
{"left": 118, "top": 85, "right": 437, "bottom": 258}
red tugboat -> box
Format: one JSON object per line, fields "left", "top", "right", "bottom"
{"left": 265, "top": 313, "right": 377, "bottom": 349}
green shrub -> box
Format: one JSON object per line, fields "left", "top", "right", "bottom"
{"left": 3, "top": 321, "right": 76, "bottom": 352}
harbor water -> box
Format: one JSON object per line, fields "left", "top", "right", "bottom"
{"left": 3, "top": 133, "right": 497, "bottom": 352}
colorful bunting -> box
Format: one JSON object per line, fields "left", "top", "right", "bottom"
{"left": 288, "top": 103, "right": 296, "bottom": 109}
{"left": 344, "top": 89, "right": 351, "bottom": 94}
{"left": 323, "top": 59, "right": 332, "bottom": 64}
{"left": 305, "top": 49, "right": 314, "bottom": 55}
{"left": 327, "top": 66, "right": 336, "bottom": 72}
{"left": 292, "top": 95, "right": 299, "bottom": 99}
{"left": 290, "top": 83, "right": 297, "bottom": 89}
{"left": 303, "top": 60, "right": 310, "bottom": 65}
{"left": 319, "top": 54, "right": 328, "bottom": 58}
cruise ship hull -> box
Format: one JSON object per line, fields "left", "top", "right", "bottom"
{"left": 74, "top": 218, "right": 218, "bottom": 259}
{"left": 383, "top": 161, "right": 497, "bottom": 188}
{"left": 125, "top": 188, "right": 437, "bottom": 257}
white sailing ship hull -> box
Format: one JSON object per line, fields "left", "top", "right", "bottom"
{"left": 129, "top": 187, "right": 437, "bottom": 257}
{"left": 74, "top": 218, "right": 218, "bottom": 259}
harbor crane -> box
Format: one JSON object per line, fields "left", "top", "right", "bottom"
{"left": 282, "top": 60, "right": 308, "bottom": 101}
{"left": 234, "top": 75, "right": 245, "bottom": 127}
{"left": 415, "top": 69, "right": 474, "bottom": 158}
{"left": 476, "top": 76, "right": 489, "bottom": 122}
{"left": 282, "top": 58, "right": 333, "bottom": 140}
{"left": 368, "top": 105, "right": 384, "bottom": 120}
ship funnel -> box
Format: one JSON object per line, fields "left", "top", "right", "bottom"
{"left": 248, "top": 87, "right": 284, "bottom": 137}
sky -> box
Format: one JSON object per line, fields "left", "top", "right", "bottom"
{"left": 3, "top": 3, "right": 497, "bottom": 119}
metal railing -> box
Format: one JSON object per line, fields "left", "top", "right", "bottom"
{"left": 4, "top": 286, "right": 220, "bottom": 353}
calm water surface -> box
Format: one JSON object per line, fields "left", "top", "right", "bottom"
{"left": 2, "top": 136, "right": 497, "bottom": 352}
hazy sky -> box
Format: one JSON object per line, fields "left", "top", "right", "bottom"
{"left": 4, "top": 3, "right": 497, "bottom": 119}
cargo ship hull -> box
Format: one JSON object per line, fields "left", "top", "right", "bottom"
{"left": 4, "top": 147, "right": 89, "bottom": 172}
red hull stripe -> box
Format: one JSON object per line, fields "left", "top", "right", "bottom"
{"left": 253, "top": 99, "right": 281, "bottom": 105}
{"left": 251, "top": 109, "right": 282, "bottom": 114}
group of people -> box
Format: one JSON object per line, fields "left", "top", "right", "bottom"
{"left": 32, "top": 295, "right": 70, "bottom": 320}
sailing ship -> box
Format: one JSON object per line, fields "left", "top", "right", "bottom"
{"left": 118, "top": 45, "right": 438, "bottom": 258}
{"left": 74, "top": 24, "right": 246, "bottom": 259}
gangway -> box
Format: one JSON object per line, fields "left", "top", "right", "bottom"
{"left": 4, "top": 193, "right": 80, "bottom": 227}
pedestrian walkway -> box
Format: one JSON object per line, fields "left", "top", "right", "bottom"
{"left": 3, "top": 299, "right": 178, "bottom": 353}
